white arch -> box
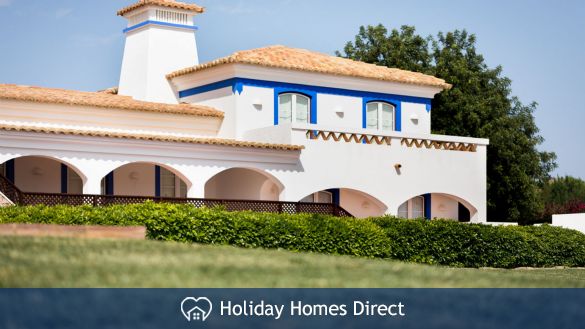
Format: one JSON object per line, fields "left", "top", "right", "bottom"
{"left": 102, "top": 161, "right": 193, "bottom": 190}
{"left": 298, "top": 186, "right": 389, "bottom": 218}
{"left": 1, "top": 154, "right": 88, "bottom": 183}
{"left": 396, "top": 192, "right": 479, "bottom": 221}
{"left": 204, "top": 167, "right": 285, "bottom": 201}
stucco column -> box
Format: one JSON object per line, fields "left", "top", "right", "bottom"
{"left": 179, "top": 166, "right": 226, "bottom": 199}
{"left": 186, "top": 183, "right": 205, "bottom": 198}
{"left": 83, "top": 177, "right": 102, "bottom": 195}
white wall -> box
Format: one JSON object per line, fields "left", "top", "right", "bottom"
{"left": 316, "top": 94, "right": 363, "bottom": 130}
{"left": 181, "top": 87, "right": 235, "bottom": 138}
{"left": 119, "top": 24, "right": 199, "bottom": 104}
{"left": 401, "top": 102, "right": 431, "bottom": 134}
{"left": 236, "top": 86, "right": 275, "bottom": 138}
{"left": 552, "top": 213, "right": 585, "bottom": 234}
{"left": 113, "top": 163, "right": 155, "bottom": 197}
{"left": 14, "top": 157, "right": 61, "bottom": 193}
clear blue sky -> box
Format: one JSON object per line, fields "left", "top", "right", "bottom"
{"left": 1, "top": 0, "right": 583, "bottom": 179}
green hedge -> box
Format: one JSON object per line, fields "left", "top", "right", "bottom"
{"left": 1, "top": 202, "right": 585, "bottom": 268}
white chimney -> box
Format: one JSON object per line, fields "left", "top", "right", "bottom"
{"left": 117, "top": 1, "right": 203, "bottom": 104}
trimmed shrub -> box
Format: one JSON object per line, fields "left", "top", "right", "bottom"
{"left": 2, "top": 203, "right": 585, "bottom": 268}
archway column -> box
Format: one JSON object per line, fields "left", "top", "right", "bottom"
{"left": 178, "top": 166, "right": 225, "bottom": 199}
{"left": 83, "top": 176, "right": 102, "bottom": 195}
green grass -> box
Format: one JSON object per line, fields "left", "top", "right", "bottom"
{"left": 1, "top": 236, "right": 585, "bottom": 288}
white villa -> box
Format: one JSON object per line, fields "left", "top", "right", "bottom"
{"left": 0, "top": 0, "right": 488, "bottom": 221}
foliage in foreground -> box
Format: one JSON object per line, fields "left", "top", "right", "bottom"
{"left": 539, "top": 176, "right": 585, "bottom": 222}
{"left": 2, "top": 203, "right": 585, "bottom": 268}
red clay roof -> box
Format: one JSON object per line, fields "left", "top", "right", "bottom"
{"left": 0, "top": 123, "right": 304, "bottom": 151}
{"left": 167, "top": 45, "right": 451, "bottom": 89}
{"left": 118, "top": 0, "right": 204, "bottom": 16}
{"left": 0, "top": 84, "right": 223, "bottom": 118}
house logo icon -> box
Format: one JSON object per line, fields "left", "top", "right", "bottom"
{"left": 181, "top": 297, "right": 213, "bottom": 322}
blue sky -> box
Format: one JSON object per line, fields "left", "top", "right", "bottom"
{"left": 1, "top": 0, "right": 584, "bottom": 179}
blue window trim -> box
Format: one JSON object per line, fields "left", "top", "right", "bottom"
{"left": 60, "top": 164, "right": 68, "bottom": 194}
{"left": 6, "top": 159, "right": 15, "bottom": 183}
{"left": 178, "top": 78, "right": 431, "bottom": 127}
{"left": 424, "top": 193, "right": 432, "bottom": 220}
{"left": 155, "top": 165, "right": 161, "bottom": 197}
{"left": 105, "top": 172, "right": 114, "bottom": 196}
{"left": 274, "top": 89, "right": 317, "bottom": 125}
{"left": 123, "top": 20, "right": 199, "bottom": 34}
{"left": 326, "top": 189, "right": 341, "bottom": 206}
{"left": 362, "top": 98, "right": 402, "bottom": 132}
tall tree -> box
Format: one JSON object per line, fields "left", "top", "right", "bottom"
{"left": 338, "top": 25, "right": 556, "bottom": 222}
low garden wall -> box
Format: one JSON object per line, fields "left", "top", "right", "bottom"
{"left": 552, "top": 213, "right": 585, "bottom": 234}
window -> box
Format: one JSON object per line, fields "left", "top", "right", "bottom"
{"left": 398, "top": 196, "right": 425, "bottom": 219}
{"left": 279, "top": 93, "right": 310, "bottom": 124}
{"left": 0, "top": 163, "right": 5, "bottom": 177}
{"left": 366, "top": 101, "right": 394, "bottom": 131}
{"left": 67, "top": 168, "right": 83, "bottom": 194}
{"left": 160, "top": 167, "right": 187, "bottom": 198}
{"left": 300, "top": 191, "right": 333, "bottom": 203}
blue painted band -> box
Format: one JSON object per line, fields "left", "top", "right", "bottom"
{"left": 123, "top": 20, "right": 198, "bottom": 33}
{"left": 179, "top": 77, "right": 430, "bottom": 128}
{"left": 155, "top": 166, "right": 161, "bottom": 197}
{"left": 60, "top": 164, "right": 68, "bottom": 194}
{"left": 105, "top": 172, "right": 114, "bottom": 196}
{"left": 326, "top": 188, "right": 341, "bottom": 206}
{"left": 179, "top": 77, "right": 432, "bottom": 105}
{"left": 424, "top": 193, "right": 432, "bottom": 220}
{"left": 6, "top": 159, "right": 15, "bottom": 183}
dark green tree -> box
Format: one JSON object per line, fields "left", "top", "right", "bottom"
{"left": 338, "top": 25, "right": 556, "bottom": 222}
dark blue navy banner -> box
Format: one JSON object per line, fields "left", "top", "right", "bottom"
{"left": 0, "top": 289, "right": 582, "bottom": 328}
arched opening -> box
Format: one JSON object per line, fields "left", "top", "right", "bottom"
{"left": 299, "top": 188, "right": 388, "bottom": 218}
{"left": 397, "top": 193, "right": 477, "bottom": 222}
{"left": 205, "top": 168, "right": 283, "bottom": 201}
{"left": 0, "top": 156, "right": 84, "bottom": 194}
{"left": 101, "top": 162, "right": 189, "bottom": 197}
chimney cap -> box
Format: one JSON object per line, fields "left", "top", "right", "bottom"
{"left": 117, "top": 0, "right": 204, "bottom": 16}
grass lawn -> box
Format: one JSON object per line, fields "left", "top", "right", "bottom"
{"left": 1, "top": 236, "right": 585, "bottom": 288}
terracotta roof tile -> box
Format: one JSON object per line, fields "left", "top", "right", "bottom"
{"left": 167, "top": 45, "right": 451, "bottom": 89}
{"left": 0, "top": 123, "right": 303, "bottom": 151}
{"left": 117, "top": 0, "right": 204, "bottom": 16}
{"left": 0, "top": 84, "right": 223, "bottom": 118}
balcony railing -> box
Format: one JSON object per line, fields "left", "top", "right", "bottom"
{"left": 297, "top": 125, "right": 487, "bottom": 153}
{"left": 0, "top": 174, "right": 353, "bottom": 217}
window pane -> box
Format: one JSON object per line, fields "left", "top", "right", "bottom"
{"left": 295, "top": 95, "right": 309, "bottom": 123}
{"left": 179, "top": 180, "right": 187, "bottom": 198}
{"left": 278, "top": 94, "right": 292, "bottom": 122}
{"left": 412, "top": 197, "right": 424, "bottom": 218}
{"left": 317, "top": 191, "right": 333, "bottom": 203}
{"left": 67, "top": 167, "right": 83, "bottom": 194}
{"left": 160, "top": 167, "right": 176, "bottom": 198}
{"left": 0, "top": 163, "right": 5, "bottom": 177}
{"left": 366, "top": 103, "right": 378, "bottom": 129}
{"left": 397, "top": 201, "right": 408, "bottom": 218}
{"left": 381, "top": 103, "right": 394, "bottom": 131}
